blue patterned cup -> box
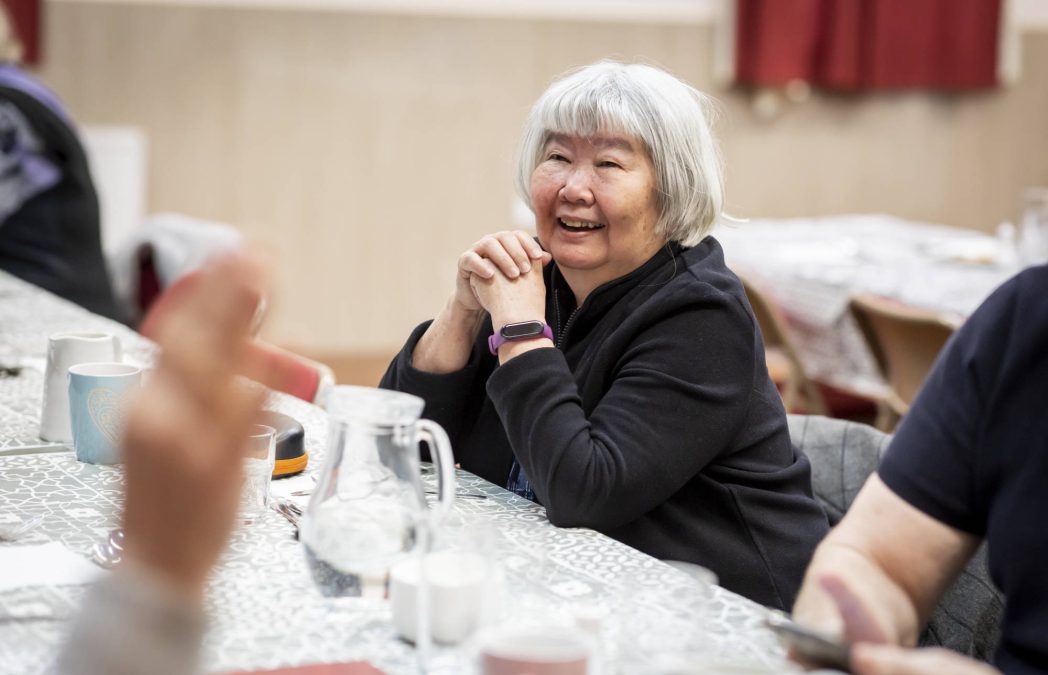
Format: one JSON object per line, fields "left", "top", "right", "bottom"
{"left": 68, "top": 362, "right": 142, "bottom": 465}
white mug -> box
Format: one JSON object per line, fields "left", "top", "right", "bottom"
{"left": 389, "top": 550, "right": 489, "bottom": 645}
{"left": 40, "top": 332, "right": 122, "bottom": 442}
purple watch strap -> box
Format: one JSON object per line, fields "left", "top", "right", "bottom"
{"left": 488, "top": 322, "right": 554, "bottom": 355}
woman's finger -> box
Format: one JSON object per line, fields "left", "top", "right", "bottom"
{"left": 513, "top": 230, "right": 547, "bottom": 260}
{"left": 494, "top": 231, "right": 534, "bottom": 274}
{"left": 473, "top": 235, "right": 522, "bottom": 279}
{"left": 459, "top": 250, "right": 496, "bottom": 279}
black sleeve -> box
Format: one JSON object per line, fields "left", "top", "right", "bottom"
{"left": 378, "top": 320, "right": 494, "bottom": 446}
{"left": 485, "top": 285, "right": 759, "bottom": 531}
{"left": 877, "top": 277, "right": 1020, "bottom": 536}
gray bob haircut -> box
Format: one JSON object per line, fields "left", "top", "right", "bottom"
{"left": 515, "top": 61, "right": 724, "bottom": 247}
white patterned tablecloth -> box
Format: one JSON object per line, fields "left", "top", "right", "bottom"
{"left": 715, "top": 215, "right": 1018, "bottom": 397}
{"left": 0, "top": 270, "right": 791, "bottom": 674}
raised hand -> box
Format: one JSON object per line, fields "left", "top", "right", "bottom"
{"left": 121, "top": 253, "right": 292, "bottom": 602}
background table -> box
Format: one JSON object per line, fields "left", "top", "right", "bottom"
{"left": 0, "top": 269, "right": 792, "bottom": 674}
{"left": 714, "top": 215, "right": 1018, "bottom": 397}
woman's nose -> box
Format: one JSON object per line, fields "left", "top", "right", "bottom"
{"left": 559, "top": 169, "right": 594, "bottom": 205}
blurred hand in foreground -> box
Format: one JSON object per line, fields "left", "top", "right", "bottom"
{"left": 814, "top": 573, "right": 999, "bottom": 675}
{"left": 120, "top": 253, "right": 291, "bottom": 603}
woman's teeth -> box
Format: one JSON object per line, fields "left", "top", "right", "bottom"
{"left": 560, "top": 219, "right": 605, "bottom": 230}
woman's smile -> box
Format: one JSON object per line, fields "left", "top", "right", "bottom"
{"left": 558, "top": 218, "right": 606, "bottom": 232}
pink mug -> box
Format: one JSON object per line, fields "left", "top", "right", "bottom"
{"left": 480, "top": 626, "right": 590, "bottom": 675}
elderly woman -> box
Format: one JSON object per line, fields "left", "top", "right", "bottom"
{"left": 381, "top": 61, "right": 828, "bottom": 609}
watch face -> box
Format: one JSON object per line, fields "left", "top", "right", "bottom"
{"left": 501, "top": 321, "right": 545, "bottom": 339}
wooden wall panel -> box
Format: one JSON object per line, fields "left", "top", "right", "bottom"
{"left": 34, "top": 4, "right": 1048, "bottom": 353}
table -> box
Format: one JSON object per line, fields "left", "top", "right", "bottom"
{"left": 0, "top": 269, "right": 791, "bottom": 674}
{"left": 714, "top": 215, "right": 1019, "bottom": 397}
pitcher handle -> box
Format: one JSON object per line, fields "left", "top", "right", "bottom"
{"left": 417, "top": 418, "right": 456, "bottom": 525}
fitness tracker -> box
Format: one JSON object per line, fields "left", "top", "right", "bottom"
{"left": 487, "top": 320, "right": 554, "bottom": 355}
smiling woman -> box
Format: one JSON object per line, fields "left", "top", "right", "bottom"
{"left": 380, "top": 61, "right": 829, "bottom": 610}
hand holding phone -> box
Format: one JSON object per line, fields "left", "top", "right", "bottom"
{"left": 765, "top": 610, "right": 852, "bottom": 672}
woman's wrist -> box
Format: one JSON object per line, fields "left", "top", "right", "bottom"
{"left": 488, "top": 304, "right": 547, "bottom": 330}
{"left": 446, "top": 295, "right": 487, "bottom": 331}
{"left": 411, "top": 295, "right": 487, "bottom": 374}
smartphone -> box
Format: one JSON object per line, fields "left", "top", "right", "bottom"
{"left": 765, "top": 611, "right": 851, "bottom": 672}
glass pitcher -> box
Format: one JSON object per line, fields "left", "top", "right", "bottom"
{"left": 300, "top": 385, "right": 456, "bottom": 598}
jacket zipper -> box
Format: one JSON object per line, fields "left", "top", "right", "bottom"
{"left": 552, "top": 278, "right": 582, "bottom": 349}
{"left": 556, "top": 307, "right": 580, "bottom": 350}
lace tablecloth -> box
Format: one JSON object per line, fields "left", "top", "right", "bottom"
{"left": 715, "top": 215, "right": 1018, "bottom": 397}
{"left": 0, "top": 270, "right": 791, "bottom": 674}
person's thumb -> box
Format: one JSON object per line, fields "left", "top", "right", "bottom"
{"left": 818, "top": 573, "right": 891, "bottom": 645}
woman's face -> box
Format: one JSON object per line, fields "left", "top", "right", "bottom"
{"left": 530, "top": 132, "right": 665, "bottom": 301}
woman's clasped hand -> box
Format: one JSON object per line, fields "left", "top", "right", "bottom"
{"left": 458, "top": 230, "right": 551, "bottom": 336}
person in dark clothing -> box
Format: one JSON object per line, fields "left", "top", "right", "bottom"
{"left": 0, "top": 17, "right": 124, "bottom": 322}
{"left": 381, "top": 61, "right": 828, "bottom": 610}
{"left": 792, "top": 264, "right": 1048, "bottom": 675}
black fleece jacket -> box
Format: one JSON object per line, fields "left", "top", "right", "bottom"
{"left": 381, "top": 237, "right": 828, "bottom": 609}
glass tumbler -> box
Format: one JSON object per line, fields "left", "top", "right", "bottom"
{"left": 238, "top": 424, "right": 276, "bottom": 523}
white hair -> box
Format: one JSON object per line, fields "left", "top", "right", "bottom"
{"left": 515, "top": 61, "right": 724, "bottom": 247}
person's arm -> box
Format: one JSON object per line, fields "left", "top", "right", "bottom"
{"left": 485, "top": 288, "right": 760, "bottom": 530}
{"left": 792, "top": 269, "right": 1041, "bottom": 675}
{"left": 55, "top": 253, "right": 292, "bottom": 675}
{"left": 54, "top": 564, "right": 207, "bottom": 675}
{"left": 793, "top": 473, "right": 979, "bottom": 647}
{"left": 412, "top": 230, "right": 549, "bottom": 374}
{"left": 380, "top": 231, "right": 549, "bottom": 443}
{"left": 410, "top": 293, "right": 488, "bottom": 374}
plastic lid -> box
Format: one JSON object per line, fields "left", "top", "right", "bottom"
{"left": 325, "top": 385, "right": 425, "bottom": 426}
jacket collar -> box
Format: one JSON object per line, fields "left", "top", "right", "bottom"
{"left": 547, "top": 241, "right": 686, "bottom": 345}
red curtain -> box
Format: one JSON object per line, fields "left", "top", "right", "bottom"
{"left": 734, "top": 0, "right": 1002, "bottom": 91}
{"left": 4, "top": 0, "right": 41, "bottom": 65}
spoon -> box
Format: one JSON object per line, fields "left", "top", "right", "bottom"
{"left": 425, "top": 490, "right": 488, "bottom": 500}
{"left": 271, "top": 499, "right": 302, "bottom": 539}
{"left": 0, "top": 514, "right": 43, "bottom": 541}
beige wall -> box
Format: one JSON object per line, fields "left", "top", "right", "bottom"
{"left": 34, "top": 4, "right": 1048, "bottom": 354}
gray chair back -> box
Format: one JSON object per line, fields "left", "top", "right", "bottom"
{"left": 787, "top": 414, "right": 1003, "bottom": 661}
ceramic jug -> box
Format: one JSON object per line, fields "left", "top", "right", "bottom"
{"left": 40, "top": 332, "right": 122, "bottom": 442}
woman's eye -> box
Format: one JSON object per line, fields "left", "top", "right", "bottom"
{"left": 548, "top": 153, "right": 568, "bottom": 162}
{"left": 598, "top": 160, "right": 621, "bottom": 169}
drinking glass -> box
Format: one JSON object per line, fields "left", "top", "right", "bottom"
{"left": 1019, "top": 187, "right": 1048, "bottom": 265}
{"left": 238, "top": 424, "right": 276, "bottom": 523}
